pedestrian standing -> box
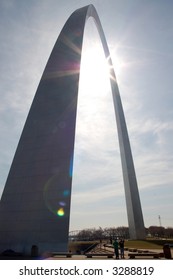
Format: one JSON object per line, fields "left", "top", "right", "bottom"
{"left": 113, "top": 239, "right": 119, "bottom": 259}
{"left": 119, "top": 239, "right": 125, "bottom": 259}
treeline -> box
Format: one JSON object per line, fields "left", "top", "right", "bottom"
{"left": 71, "top": 226, "right": 173, "bottom": 241}
{"left": 74, "top": 227, "right": 129, "bottom": 241}
{"left": 147, "top": 226, "right": 173, "bottom": 238}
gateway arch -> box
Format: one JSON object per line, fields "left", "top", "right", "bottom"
{"left": 0, "top": 5, "right": 145, "bottom": 255}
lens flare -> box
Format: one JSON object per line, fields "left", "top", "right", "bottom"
{"left": 57, "top": 208, "right": 65, "bottom": 217}
{"left": 69, "top": 155, "right": 74, "bottom": 177}
{"left": 63, "top": 190, "right": 70, "bottom": 196}
{"left": 59, "top": 201, "right": 66, "bottom": 206}
{"left": 43, "top": 175, "right": 69, "bottom": 216}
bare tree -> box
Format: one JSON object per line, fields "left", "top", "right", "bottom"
{"left": 165, "top": 227, "right": 173, "bottom": 238}
{"left": 148, "top": 226, "right": 165, "bottom": 238}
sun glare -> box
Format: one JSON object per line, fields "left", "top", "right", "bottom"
{"left": 79, "top": 45, "right": 124, "bottom": 93}
{"left": 79, "top": 44, "right": 111, "bottom": 115}
{"left": 78, "top": 42, "right": 125, "bottom": 117}
{"left": 111, "top": 50, "right": 125, "bottom": 77}
{"left": 80, "top": 45, "right": 110, "bottom": 88}
{"left": 77, "top": 17, "right": 125, "bottom": 117}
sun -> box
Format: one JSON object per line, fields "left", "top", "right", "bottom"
{"left": 79, "top": 44, "right": 124, "bottom": 90}
{"left": 80, "top": 44, "right": 111, "bottom": 86}
{"left": 78, "top": 42, "right": 125, "bottom": 118}
{"left": 77, "top": 17, "right": 125, "bottom": 117}
{"left": 78, "top": 43, "right": 111, "bottom": 115}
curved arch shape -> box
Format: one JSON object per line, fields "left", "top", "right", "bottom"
{"left": 0, "top": 5, "right": 145, "bottom": 254}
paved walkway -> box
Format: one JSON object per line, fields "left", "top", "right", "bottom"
{"left": 47, "top": 247, "right": 173, "bottom": 260}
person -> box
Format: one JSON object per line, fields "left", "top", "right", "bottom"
{"left": 113, "top": 239, "right": 119, "bottom": 259}
{"left": 119, "top": 239, "right": 125, "bottom": 259}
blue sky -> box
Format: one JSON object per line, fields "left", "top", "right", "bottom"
{"left": 0, "top": 0, "right": 173, "bottom": 231}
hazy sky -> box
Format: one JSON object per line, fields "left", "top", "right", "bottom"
{"left": 0, "top": 0, "right": 173, "bottom": 231}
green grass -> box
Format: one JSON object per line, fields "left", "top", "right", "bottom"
{"left": 125, "top": 239, "right": 173, "bottom": 249}
{"left": 69, "top": 239, "right": 173, "bottom": 252}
